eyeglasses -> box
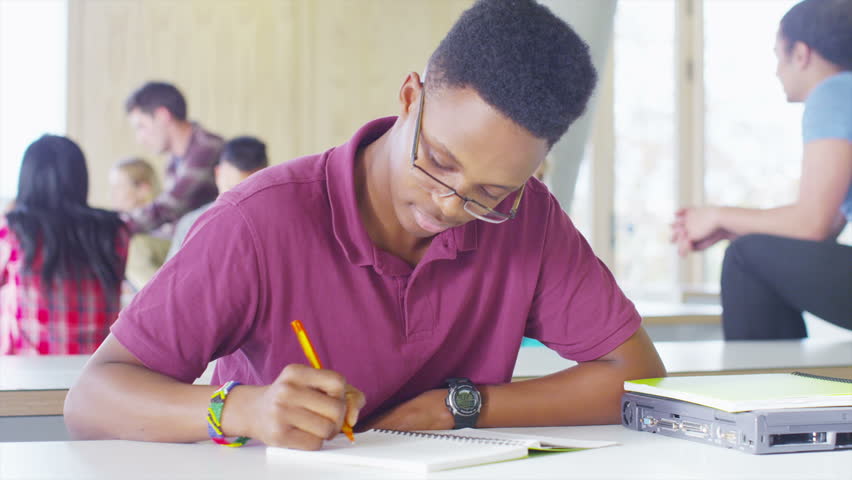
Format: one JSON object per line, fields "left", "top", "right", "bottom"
{"left": 409, "top": 86, "right": 525, "bottom": 224}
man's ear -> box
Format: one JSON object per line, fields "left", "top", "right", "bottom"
{"left": 153, "top": 105, "right": 173, "bottom": 124}
{"left": 792, "top": 41, "right": 813, "bottom": 70}
{"left": 398, "top": 72, "right": 423, "bottom": 119}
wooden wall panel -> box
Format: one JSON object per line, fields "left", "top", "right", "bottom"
{"left": 67, "top": 0, "right": 471, "bottom": 207}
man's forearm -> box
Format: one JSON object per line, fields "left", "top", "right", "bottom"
{"left": 717, "top": 205, "right": 837, "bottom": 241}
{"left": 64, "top": 362, "right": 256, "bottom": 442}
{"left": 477, "top": 356, "right": 666, "bottom": 427}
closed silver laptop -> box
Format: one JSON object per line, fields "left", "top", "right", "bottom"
{"left": 622, "top": 391, "right": 852, "bottom": 454}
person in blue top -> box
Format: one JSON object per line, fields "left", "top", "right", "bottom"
{"left": 672, "top": 0, "right": 852, "bottom": 340}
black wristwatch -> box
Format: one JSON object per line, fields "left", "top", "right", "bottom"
{"left": 445, "top": 377, "right": 482, "bottom": 429}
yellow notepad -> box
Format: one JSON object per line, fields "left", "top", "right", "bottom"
{"left": 625, "top": 373, "right": 852, "bottom": 412}
{"left": 266, "top": 428, "right": 616, "bottom": 473}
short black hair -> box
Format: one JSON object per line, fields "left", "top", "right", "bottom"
{"left": 780, "top": 0, "right": 852, "bottom": 70}
{"left": 221, "top": 136, "right": 269, "bottom": 172}
{"left": 125, "top": 81, "right": 188, "bottom": 121}
{"left": 427, "top": 0, "right": 597, "bottom": 147}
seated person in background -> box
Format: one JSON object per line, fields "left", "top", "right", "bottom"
{"left": 109, "top": 157, "right": 171, "bottom": 292}
{"left": 167, "top": 136, "right": 269, "bottom": 261}
{"left": 65, "top": 0, "right": 665, "bottom": 449}
{"left": 0, "top": 135, "right": 128, "bottom": 355}
{"left": 671, "top": 0, "right": 852, "bottom": 340}
{"left": 123, "top": 81, "right": 224, "bottom": 235}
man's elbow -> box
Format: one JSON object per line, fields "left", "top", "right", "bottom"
{"left": 616, "top": 350, "right": 667, "bottom": 381}
{"left": 63, "top": 383, "right": 106, "bottom": 440}
{"left": 638, "top": 342, "right": 667, "bottom": 379}
{"left": 608, "top": 328, "right": 667, "bottom": 380}
{"left": 790, "top": 205, "right": 843, "bottom": 242}
{"left": 63, "top": 386, "right": 88, "bottom": 439}
{"left": 645, "top": 361, "right": 667, "bottom": 379}
{"left": 629, "top": 354, "right": 666, "bottom": 380}
{"left": 795, "top": 221, "right": 835, "bottom": 242}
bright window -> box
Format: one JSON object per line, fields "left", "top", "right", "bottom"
{"left": 0, "top": 0, "right": 68, "bottom": 203}
{"left": 612, "top": 0, "right": 677, "bottom": 299}
{"left": 702, "top": 0, "right": 802, "bottom": 284}
{"left": 582, "top": 0, "right": 819, "bottom": 301}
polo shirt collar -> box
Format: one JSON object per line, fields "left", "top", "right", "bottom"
{"left": 326, "top": 117, "right": 479, "bottom": 270}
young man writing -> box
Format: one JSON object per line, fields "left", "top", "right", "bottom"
{"left": 66, "top": 0, "right": 665, "bottom": 450}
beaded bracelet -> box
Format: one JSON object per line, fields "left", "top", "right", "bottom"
{"left": 207, "top": 380, "right": 250, "bottom": 447}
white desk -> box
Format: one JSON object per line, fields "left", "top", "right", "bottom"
{"left": 636, "top": 301, "right": 722, "bottom": 325}
{"left": 1, "top": 426, "right": 849, "bottom": 479}
{"left": 3, "top": 339, "right": 851, "bottom": 418}
{"left": 0, "top": 355, "right": 89, "bottom": 417}
{"left": 513, "top": 340, "right": 852, "bottom": 379}
{"left": 0, "top": 356, "right": 216, "bottom": 442}
{"left": 3, "top": 341, "right": 850, "bottom": 443}
{"left": 0, "top": 355, "right": 215, "bottom": 417}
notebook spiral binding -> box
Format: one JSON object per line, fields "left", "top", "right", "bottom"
{"left": 372, "top": 429, "right": 528, "bottom": 447}
{"left": 791, "top": 371, "right": 852, "bottom": 384}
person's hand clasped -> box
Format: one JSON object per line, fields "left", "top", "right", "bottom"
{"left": 671, "top": 206, "right": 734, "bottom": 256}
{"left": 247, "top": 364, "right": 365, "bottom": 450}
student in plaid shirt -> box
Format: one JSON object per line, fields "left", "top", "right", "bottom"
{"left": 0, "top": 136, "right": 128, "bottom": 355}
{"left": 123, "top": 82, "right": 224, "bottom": 234}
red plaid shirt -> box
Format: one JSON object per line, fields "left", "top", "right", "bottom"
{"left": 0, "top": 218, "right": 129, "bottom": 355}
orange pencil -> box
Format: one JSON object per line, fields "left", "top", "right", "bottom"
{"left": 291, "top": 320, "right": 356, "bottom": 443}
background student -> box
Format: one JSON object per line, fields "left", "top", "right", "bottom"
{"left": 671, "top": 0, "right": 852, "bottom": 340}
{"left": 109, "top": 157, "right": 171, "bottom": 292}
{"left": 0, "top": 135, "right": 128, "bottom": 355}
{"left": 122, "top": 81, "right": 224, "bottom": 234}
{"left": 167, "top": 136, "right": 269, "bottom": 260}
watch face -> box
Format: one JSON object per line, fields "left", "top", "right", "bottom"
{"left": 452, "top": 386, "right": 481, "bottom": 415}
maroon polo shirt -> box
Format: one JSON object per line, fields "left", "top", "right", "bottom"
{"left": 112, "top": 117, "right": 640, "bottom": 418}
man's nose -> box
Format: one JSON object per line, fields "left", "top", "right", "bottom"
{"left": 432, "top": 191, "right": 468, "bottom": 221}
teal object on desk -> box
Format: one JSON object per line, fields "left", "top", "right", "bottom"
{"left": 521, "top": 337, "right": 544, "bottom": 347}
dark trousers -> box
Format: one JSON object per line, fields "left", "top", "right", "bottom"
{"left": 721, "top": 234, "right": 852, "bottom": 340}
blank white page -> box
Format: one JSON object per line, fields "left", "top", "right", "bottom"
{"left": 266, "top": 429, "right": 531, "bottom": 473}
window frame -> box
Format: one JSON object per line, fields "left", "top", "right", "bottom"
{"left": 584, "top": 0, "right": 714, "bottom": 302}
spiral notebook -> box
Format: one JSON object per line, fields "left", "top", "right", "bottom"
{"left": 266, "top": 428, "right": 616, "bottom": 473}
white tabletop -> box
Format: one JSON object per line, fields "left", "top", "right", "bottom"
{"left": 0, "top": 355, "right": 214, "bottom": 416}
{"left": 0, "top": 355, "right": 215, "bottom": 392}
{"left": 0, "top": 426, "right": 848, "bottom": 479}
{"left": 2, "top": 339, "right": 850, "bottom": 393}
{"left": 635, "top": 301, "right": 722, "bottom": 324}
{"left": 0, "top": 355, "right": 90, "bottom": 391}
{"left": 512, "top": 339, "right": 852, "bottom": 378}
